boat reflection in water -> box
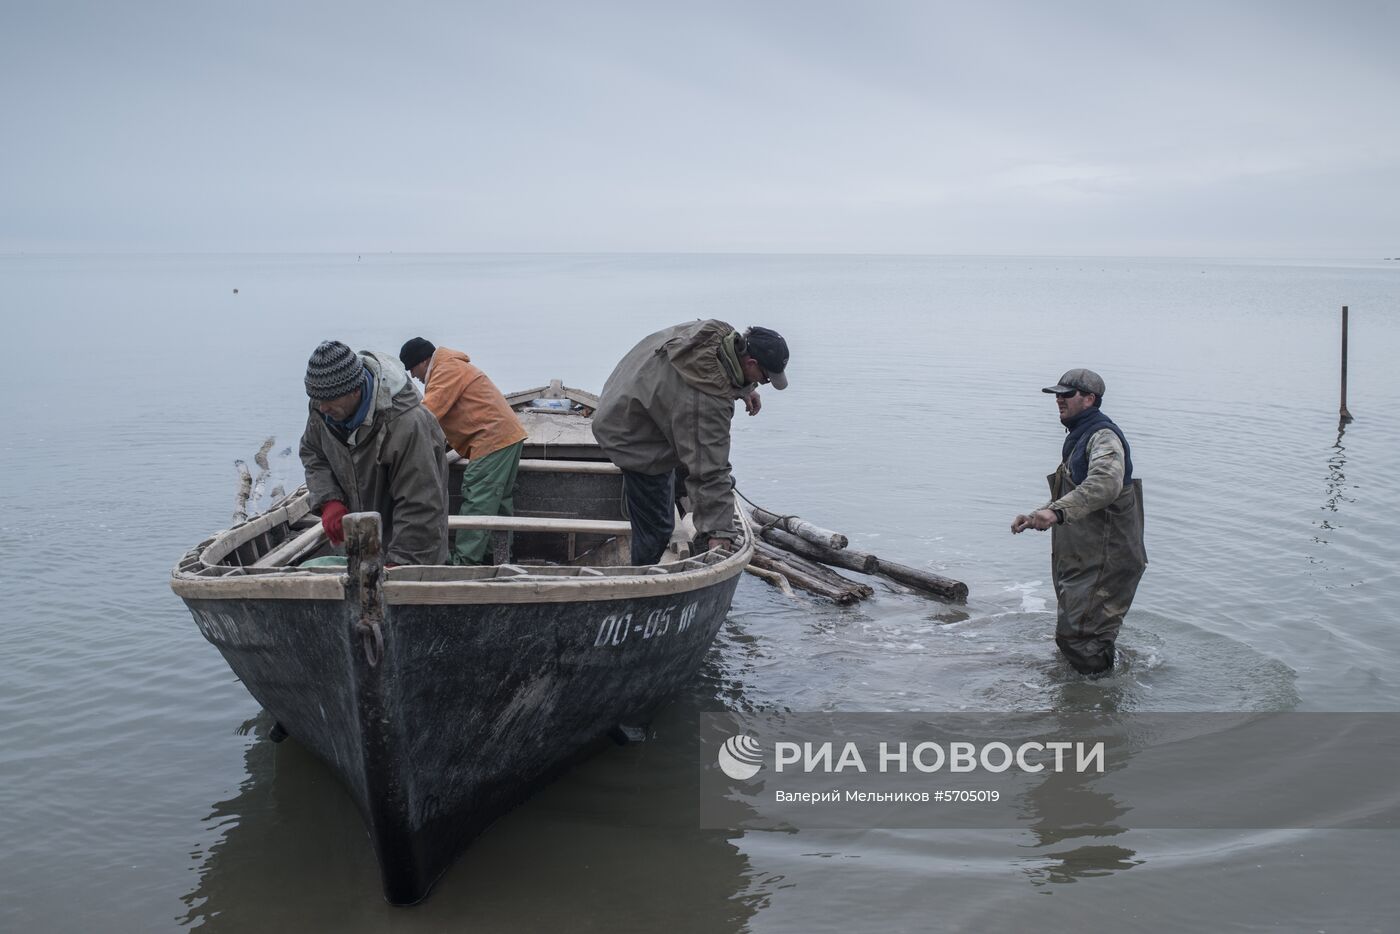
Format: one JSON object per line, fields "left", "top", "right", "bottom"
{"left": 180, "top": 697, "right": 767, "bottom": 931}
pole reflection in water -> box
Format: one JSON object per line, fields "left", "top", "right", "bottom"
{"left": 1313, "top": 425, "right": 1354, "bottom": 549}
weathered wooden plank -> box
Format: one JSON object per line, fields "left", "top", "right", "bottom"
{"left": 449, "top": 453, "right": 620, "bottom": 475}
{"left": 383, "top": 555, "right": 749, "bottom": 604}
{"left": 503, "top": 381, "right": 600, "bottom": 408}
{"left": 517, "top": 459, "right": 621, "bottom": 475}
{"left": 169, "top": 572, "right": 345, "bottom": 600}
{"left": 447, "top": 515, "right": 632, "bottom": 535}
{"left": 251, "top": 524, "right": 327, "bottom": 568}
{"left": 200, "top": 504, "right": 294, "bottom": 566}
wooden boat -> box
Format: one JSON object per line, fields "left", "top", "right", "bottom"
{"left": 170, "top": 381, "right": 753, "bottom": 905}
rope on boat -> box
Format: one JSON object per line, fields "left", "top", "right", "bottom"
{"left": 732, "top": 484, "right": 798, "bottom": 533}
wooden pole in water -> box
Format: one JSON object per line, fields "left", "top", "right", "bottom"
{"left": 752, "top": 540, "right": 874, "bottom": 599}
{"left": 866, "top": 556, "right": 969, "bottom": 603}
{"left": 758, "top": 524, "right": 879, "bottom": 574}
{"left": 748, "top": 549, "right": 863, "bottom": 604}
{"left": 749, "top": 505, "right": 849, "bottom": 550}
{"left": 1339, "top": 305, "right": 1354, "bottom": 424}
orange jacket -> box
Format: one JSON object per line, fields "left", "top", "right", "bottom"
{"left": 420, "top": 347, "right": 527, "bottom": 460}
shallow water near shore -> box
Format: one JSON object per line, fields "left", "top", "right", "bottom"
{"left": 3, "top": 253, "right": 1399, "bottom": 931}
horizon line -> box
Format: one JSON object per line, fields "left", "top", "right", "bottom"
{"left": 2, "top": 249, "right": 1397, "bottom": 262}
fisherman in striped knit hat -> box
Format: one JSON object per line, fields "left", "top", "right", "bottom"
{"left": 299, "top": 340, "right": 449, "bottom": 565}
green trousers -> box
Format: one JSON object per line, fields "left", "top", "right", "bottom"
{"left": 453, "top": 440, "right": 524, "bottom": 565}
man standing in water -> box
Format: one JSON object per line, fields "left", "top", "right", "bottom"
{"left": 593, "top": 320, "right": 789, "bottom": 564}
{"left": 1012, "top": 368, "right": 1147, "bottom": 675}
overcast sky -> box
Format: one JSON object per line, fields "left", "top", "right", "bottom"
{"left": 2, "top": 0, "right": 1396, "bottom": 256}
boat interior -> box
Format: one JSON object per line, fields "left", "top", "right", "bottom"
{"left": 175, "top": 383, "right": 740, "bottom": 583}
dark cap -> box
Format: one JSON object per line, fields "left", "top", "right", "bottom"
{"left": 1042, "top": 368, "right": 1106, "bottom": 398}
{"left": 399, "top": 337, "right": 435, "bottom": 371}
{"left": 742, "top": 326, "right": 789, "bottom": 390}
{"left": 305, "top": 340, "right": 365, "bottom": 400}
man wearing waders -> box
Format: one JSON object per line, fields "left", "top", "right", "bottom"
{"left": 1011, "top": 368, "right": 1147, "bottom": 675}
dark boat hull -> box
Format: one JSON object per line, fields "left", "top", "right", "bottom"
{"left": 183, "top": 571, "right": 740, "bottom": 903}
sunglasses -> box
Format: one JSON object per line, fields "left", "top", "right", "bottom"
{"left": 1054, "top": 389, "right": 1083, "bottom": 399}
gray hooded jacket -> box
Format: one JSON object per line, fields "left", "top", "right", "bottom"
{"left": 299, "top": 351, "right": 449, "bottom": 565}
{"left": 592, "top": 320, "right": 755, "bottom": 541}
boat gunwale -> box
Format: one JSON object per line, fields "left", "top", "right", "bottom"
{"left": 171, "top": 547, "right": 752, "bottom": 603}
{"left": 171, "top": 495, "right": 755, "bottom": 603}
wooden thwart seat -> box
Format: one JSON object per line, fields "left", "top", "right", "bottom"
{"left": 447, "top": 515, "right": 632, "bottom": 536}
{"left": 517, "top": 459, "right": 620, "bottom": 475}
{"left": 248, "top": 514, "right": 630, "bottom": 571}
{"left": 450, "top": 514, "right": 631, "bottom": 565}
{"left": 445, "top": 453, "right": 621, "bottom": 475}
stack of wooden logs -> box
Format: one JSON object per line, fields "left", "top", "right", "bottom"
{"left": 744, "top": 504, "right": 968, "bottom": 604}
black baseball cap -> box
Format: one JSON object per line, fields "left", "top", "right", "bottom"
{"left": 743, "top": 327, "right": 789, "bottom": 390}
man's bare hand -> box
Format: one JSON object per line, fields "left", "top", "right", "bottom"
{"left": 1011, "top": 509, "right": 1059, "bottom": 533}
{"left": 744, "top": 390, "right": 762, "bottom": 416}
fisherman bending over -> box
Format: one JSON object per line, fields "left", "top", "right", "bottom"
{"left": 593, "top": 320, "right": 790, "bottom": 564}
{"left": 299, "top": 340, "right": 448, "bottom": 565}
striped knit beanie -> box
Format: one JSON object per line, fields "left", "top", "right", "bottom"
{"left": 304, "top": 340, "right": 365, "bottom": 400}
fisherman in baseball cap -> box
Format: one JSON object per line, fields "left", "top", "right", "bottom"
{"left": 741, "top": 326, "right": 789, "bottom": 390}
{"left": 1013, "top": 364, "right": 1146, "bottom": 677}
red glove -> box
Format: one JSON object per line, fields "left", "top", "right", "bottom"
{"left": 321, "top": 500, "right": 348, "bottom": 546}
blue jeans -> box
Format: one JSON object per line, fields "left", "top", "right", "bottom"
{"left": 621, "top": 469, "right": 676, "bottom": 565}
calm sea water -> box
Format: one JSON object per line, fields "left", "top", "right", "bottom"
{"left": 3, "top": 253, "right": 1398, "bottom": 932}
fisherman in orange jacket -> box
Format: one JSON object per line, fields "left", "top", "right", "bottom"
{"left": 399, "top": 338, "right": 528, "bottom": 565}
